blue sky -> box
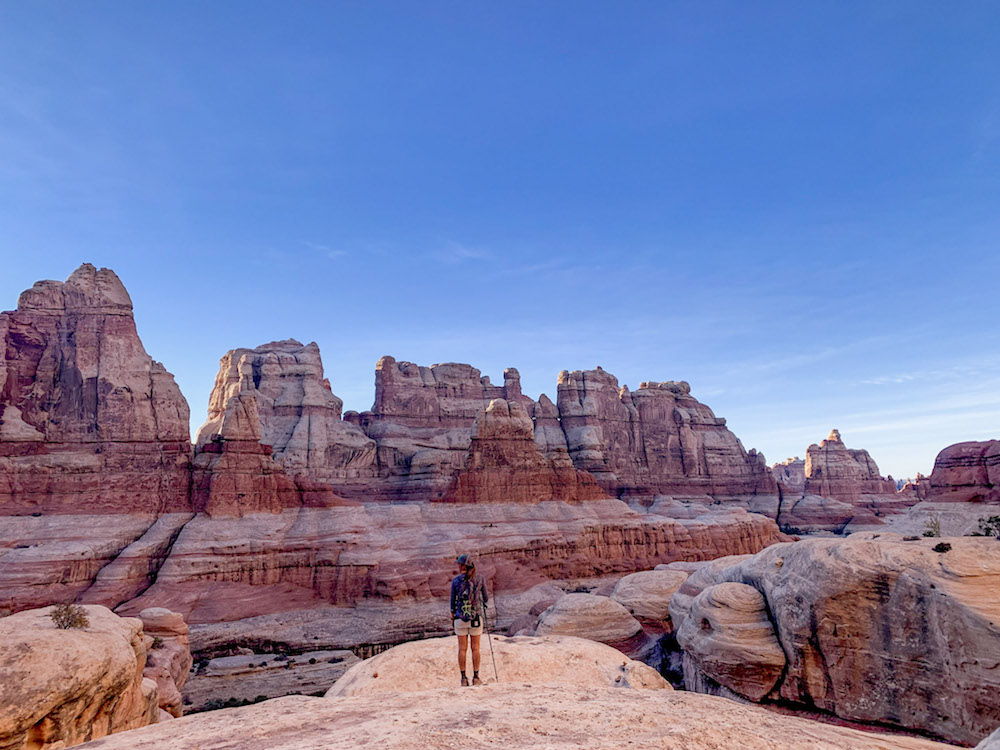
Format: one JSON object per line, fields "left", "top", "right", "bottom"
{"left": 1, "top": 2, "right": 998, "bottom": 479}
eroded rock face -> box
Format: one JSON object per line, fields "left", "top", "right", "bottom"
{"left": 0, "top": 264, "right": 191, "bottom": 514}
{"left": 804, "top": 429, "right": 898, "bottom": 502}
{"left": 556, "top": 368, "right": 778, "bottom": 501}
{"left": 772, "top": 457, "right": 805, "bottom": 494}
{"left": 0, "top": 604, "right": 158, "bottom": 749}
{"left": 925, "top": 440, "right": 1000, "bottom": 504}
{"left": 195, "top": 340, "right": 377, "bottom": 493}
{"left": 676, "top": 582, "right": 786, "bottom": 701}
{"left": 139, "top": 608, "right": 192, "bottom": 718}
{"left": 190, "top": 370, "right": 303, "bottom": 517}
{"left": 440, "top": 399, "right": 607, "bottom": 504}
{"left": 361, "top": 357, "right": 532, "bottom": 501}
{"left": 326, "top": 634, "right": 668, "bottom": 695}
{"left": 669, "top": 535, "right": 1000, "bottom": 746}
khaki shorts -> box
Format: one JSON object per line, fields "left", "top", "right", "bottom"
{"left": 454, "top": 618, "right": 483, "bottom": 636}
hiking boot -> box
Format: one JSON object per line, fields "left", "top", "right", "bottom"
{"left": 460, "top": 675, "right": 469, "bottom": 687}
{"left": 472, "top": 675, "right": 483, "bottom": 686}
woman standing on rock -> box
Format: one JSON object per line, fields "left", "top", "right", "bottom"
{"left": 451, "top": 554, "right": 489, "bottom": 686}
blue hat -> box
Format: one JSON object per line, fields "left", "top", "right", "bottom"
{"left": 456, "top": 554, "right": 473, "bottom": 567}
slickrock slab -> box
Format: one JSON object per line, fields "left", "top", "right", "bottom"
{"left": 610, "top": 569, "right": 690, "bottom": 627}
{"left": 326, "top": 634, "right": 668, "bottom": 696}
{"left": 670, "top": 534, "right": 1000, "bottom": 746}
{"left": 79, "top": 687, "right": 955, "bottom": 750}
{"left": 0, "top": 605, "right": 158, "bottom": 750}
{"left": 978, "top": 727, "right": 1000, "bottom": 749}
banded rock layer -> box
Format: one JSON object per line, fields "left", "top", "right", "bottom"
{"left": 0, "top": 264, "right": 190, "bottom": 514}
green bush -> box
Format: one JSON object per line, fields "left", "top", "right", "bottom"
{"left": 971, "top": 515, "right": 1000, "bottom": 539}
{"left": 922, "top": 515, "right": 942, "bottom": 538}
{"left": 50, "top": 603, "right": 89, "bottom": 630}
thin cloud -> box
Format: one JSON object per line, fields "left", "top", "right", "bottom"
{"left": 432, "top": 242, "right": 492, "bottom": 264}
{"left": 302, "top": 241, "right": 349, "bottom": 259}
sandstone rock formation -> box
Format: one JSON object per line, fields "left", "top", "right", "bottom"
{"left": 440, "top": 398, "right": 607, "bottom": 504}
{"left": 925, "top": 440, "right": 1000, "bottom": 504}
{"left": 772, "top": 431, "right": 911, "bottom": 532}
{"left": 675, "top": 581, "right": 786, "bottom": 701}
{"left": 139, "top": 608, "right": 192, "bottom": 718}
{"left": 360, "top": 357, "right": 533, "bottom": 500}
{"left": 804, "top": 429, "right": 898, "bottom": 502}
{"left": 327, "top": 634, "right": 668, "bottom": 695}
{"left": 772, "top": 457, "right": 805, "bottom": 493}
{"left": 610, "top": 569, "right": 689, "bottom": 629}
{"left": 0, "top": 604, "right": 158, "bottom": 749}
{"left": 670, "top": 534, "right": 1000, "bottom": 746}
{"left": 0, "top": 264, "right": 191, "bottom": 514}
{"left": 195, "top": 340, "right": 377, "bottom": 493}
{"left": 532, "top": 593, "right": 644, "bottom": 650}
{"left": 81, "top": 687, "right": 954, "bottom": 750}
{"left": 556, "top": 368, "right": 778, "bottom": 502}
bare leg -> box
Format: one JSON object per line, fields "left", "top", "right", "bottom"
{"left": 457, "top": 634, "right": 468, "bottom": 674}
{"left": 470, "top": 634, "right": 481, "bottom": 674}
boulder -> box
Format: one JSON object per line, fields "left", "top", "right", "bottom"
{"left": 0, "top": 604, "right": 158, "bottom": 749}
{"left": 669, "top": 535, "right": 1000, "bottom": 746}
{"left": 326, "top": 634, "right": 668, "bottom": 695}
{"left": 610, "top": 569, "right": 689, "bottom": 628}
{"left": 533, "top": 593, "right": 643, "bottom": 648}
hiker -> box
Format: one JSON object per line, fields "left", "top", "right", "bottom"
{"left": 451, "top": 553, "right": 489, "bottom": 686}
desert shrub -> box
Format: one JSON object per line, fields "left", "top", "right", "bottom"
{"left": 308, "top": 657, "right": 317, "bottom": 664}
{"left": 50, "top": 603, "right": 90, "bottom": 630}
{"left": 922, "top": 515, "right": 942, "bottom": 538}
{"left": 971, "top": 515, "right": 1000, "bottom": 539}
{"left": 151, "top": 636, "right": 164, "bottom": 649}
{"left": 932, "top": 542, "right": 952, "bottom": 553}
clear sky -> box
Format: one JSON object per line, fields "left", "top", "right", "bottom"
{"left": 1, "top": 2, "right": 998, "bottom": 479}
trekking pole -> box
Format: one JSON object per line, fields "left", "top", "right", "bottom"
{"left": 484, "top": 599, "right": 499, "bottom": 683}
